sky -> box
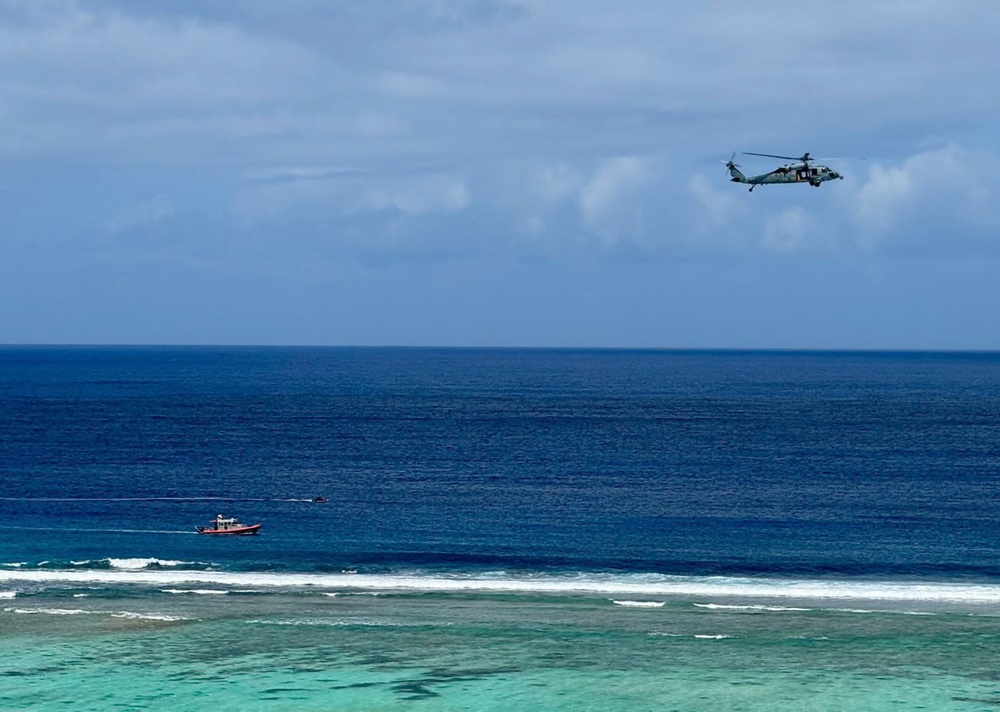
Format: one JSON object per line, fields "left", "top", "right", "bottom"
{"left": 2, "top": 0, "right": 999, "bottom": 348}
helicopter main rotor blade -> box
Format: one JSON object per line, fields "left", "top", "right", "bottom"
{"left": 743, "top": 152, "right": 868, "bottom": 163}
{"left": 743, "top": 152, "right": 803, "bottom": 161}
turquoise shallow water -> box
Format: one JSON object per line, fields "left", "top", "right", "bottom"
{"left": 3, "top": 586, "right": 1000, "bottom": 710}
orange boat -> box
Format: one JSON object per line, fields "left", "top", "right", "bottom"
{"left": 196, "top": 514, "right": 261, "bottom": 535}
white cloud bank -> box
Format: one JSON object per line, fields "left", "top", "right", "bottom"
{"left": 852, "top": 146, "right": 998, "bottom": 252}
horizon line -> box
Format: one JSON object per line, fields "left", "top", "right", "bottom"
{"left": 2, "top": 343, "right": 999, "bottom": 355}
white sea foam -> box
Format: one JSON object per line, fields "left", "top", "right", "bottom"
{"left": 694, "top": 603, "right": 812, "bottom": 612}
{"left": 832, "top": 608, "right": 935, "bottom": 616}
{"left": 649, "top": 632, "right": 734, "bottom": 639}
{"left": 694, "top": 634, "right": 733, "bottom": 639}
{"left": 5, "top": 607, "right": 91, "bottom": 615}
{"left": 4, "top": 606, "right": 187, "bottom": 621}
{"left": 61, "top": 558, "right": 197, "bottom": 569}
{"left": 612, "top": 600, "right": 665, "bottom": 608}
{"left": 2, "top": 569, "right": 1000, "bottom": 607}
{"left": 107, "top": 558, "right": 188, "bottom": 569}
{"left": 160, "top": 589, "right": 229, "bottom": 595}
{"left": 785, "top": 635, "right": 831, "bottom": 641}
{"left": 73, "top": 593, "right": 89, "bottom": 598}
{"left": 246, "top": 617, "right": 408, "bottom": 627}
{"left": 0, "top": 591, "right": 17, "bottom": 599}
{"left": 694, "top": 602, "right": 937, "bottom": 616}
{"left": 110, "top": 612, "right": 189, "bottom": 621}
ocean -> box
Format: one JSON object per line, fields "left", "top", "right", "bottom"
{"left": 1, "top": 346, "right": 999, "bottom": 710}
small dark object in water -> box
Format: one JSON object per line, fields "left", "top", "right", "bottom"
{"left": 312, "top": 496, "right": 328, "bottom": 503}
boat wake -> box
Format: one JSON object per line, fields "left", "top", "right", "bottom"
{"left": 3, "top": 526, "right": 196, "bottom": 535}
{"left": 0, "top": 496, "right": 319, "bottom": 503}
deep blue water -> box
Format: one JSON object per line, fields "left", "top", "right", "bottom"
{"left": 2, "top": 346, "right": 1000, "bottom": 580}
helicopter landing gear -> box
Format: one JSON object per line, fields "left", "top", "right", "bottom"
{"left": 810, "top": 181, "right": 820, "bottom": 187}
{"left": 749, "top": 184, "right": 756, "bottom": 192}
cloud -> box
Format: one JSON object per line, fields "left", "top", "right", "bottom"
{"left": 680, "top": 145, "right": 1000, "bottom": 258}
{"left": 355, "top": 175, "right": 470, "bottom": 216}
{"left": 107, "top": 194, "right": 175, "bottom": 234}
{"left": 761, "top": 206, "right": 811, "bottom": 254}
{"left": 487, "top": 161, "right": 583, "bottom": 240}
{"left": 217, "top": 141, "right": 1000, "bottom": 265}
{"left": 378, "top": 71, "right": 452, "bottom": 100}
{"left": 578, "top": 156, "right": 653, "bottom": 245}
{"left": 533, "top": 163, "right": 583, "bottom": 206}
{"left": 0, "top": 2, "right": 317, "bottom": 105}
{"left": 231, "top": 170, "right": 470, "bottom": 227}
{"left": 688, "top": 173, "right": 744, "bottom": 242}
{"left": 5, "top": 1, "right": 1000, "bottom": 271}
{"left": 0, "top": 0, "right": 318, "bottom": 160}
{"left": 854, "top": 163, "right": 914, "bottom": 237}
{"left": 851, "top": 145, "right": 1000, "bottom": 253}
{"left": 7, "top": 1, "right": 999, "bottom": 168}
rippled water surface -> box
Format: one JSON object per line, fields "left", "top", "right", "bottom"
{"left": 2, "top": 347, "right": 1000, "bottom": 709}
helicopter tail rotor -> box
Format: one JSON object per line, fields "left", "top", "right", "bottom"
{"left": 719, "top": 152, "right": 740, "bottom": 169}
{"left": 721, "top": 153, "right": 747, "bottom": 183}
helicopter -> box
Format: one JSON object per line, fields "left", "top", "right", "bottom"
{"left": 723, "top": 152, "right": 844, "bottom": 192}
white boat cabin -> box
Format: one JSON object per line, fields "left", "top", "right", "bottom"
{"left": 211, "top": 515, "right": 244, "bottom": 530}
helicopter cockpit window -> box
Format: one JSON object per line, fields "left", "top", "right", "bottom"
{"left": 811, "top": 169, "right": 818, "bottom": 176}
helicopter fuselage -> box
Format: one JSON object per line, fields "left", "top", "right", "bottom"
{"left": 726, "top": 160, "right": 842, "bottom": 192}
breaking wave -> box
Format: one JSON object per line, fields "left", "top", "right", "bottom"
{"left": 4, "top": 558, "right": 213, "bottom": 571}
{"left": 2, "top": 568, "right": 1000, "bottom": 611}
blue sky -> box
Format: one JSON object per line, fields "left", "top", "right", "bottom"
{"left": 2, "top": 0, "right": 999, "bottom": 348}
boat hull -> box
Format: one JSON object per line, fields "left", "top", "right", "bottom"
{"left": 196, "top": 524, "right": 261, "bottom": 535}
